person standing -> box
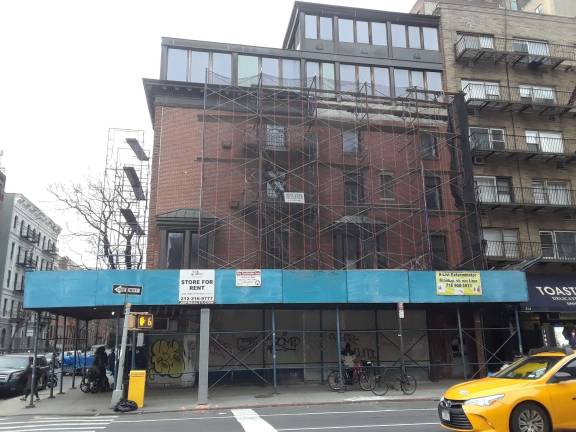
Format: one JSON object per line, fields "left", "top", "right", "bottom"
{"left": 20, "top": 357, "right": 40, "bottom": 402}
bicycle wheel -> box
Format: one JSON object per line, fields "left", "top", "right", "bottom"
{"left": 400, "top": 375, "right": 417, "bottom": 395}
{"left": 79, "top": 378, "right": 90, "bottom": 393}
{"left": 371, "top": 374, "right": 389, "bottom": 396}
{"left": 359, "top": 371, "right": 372, "bottom": 391}
{"left": 327, "top": 370, "right": 344, "bottom": 392}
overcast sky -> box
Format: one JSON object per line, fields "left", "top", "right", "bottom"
{"left": 0, "top": 0, "right": 412, "bottom": 266}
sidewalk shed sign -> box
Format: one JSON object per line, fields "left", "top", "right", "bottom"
{"left": 112, "top": 284, "right": 143, "bottom": 295}
{"left": 284, "top": 192, "right": 305, "bottom": 204}
{"left": 236, "top": 270, "right": 262, "bottom": 287}
{"left": 179, "top": 269, "right": 215, "bottom": 304}
{"left": 436, "top": 271, "right": 482, "bottom": 296}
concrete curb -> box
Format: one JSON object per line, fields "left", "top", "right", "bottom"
{"left": 2, "top": 396, "right": 441, "bottom": 417}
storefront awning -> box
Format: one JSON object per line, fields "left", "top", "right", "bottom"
{"left": 524, "top": 275, "right": 576, "bottom": 313}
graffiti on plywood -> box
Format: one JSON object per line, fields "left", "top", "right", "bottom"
{"left": 150, "top": 339, "right": 185, "bottom": 378}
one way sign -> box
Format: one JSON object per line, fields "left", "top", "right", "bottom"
{"left": 112, "top": 284, "right": 143, "bottom": 295}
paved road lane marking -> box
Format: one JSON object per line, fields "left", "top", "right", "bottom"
{"left": 0, "top": 416, "right": 116, "bottom": 432}
{"left": 277, "top": 423, "right": 440, "bottom": 431}
{"left": 232, "top": 409, "right": 278, "bottom": 432}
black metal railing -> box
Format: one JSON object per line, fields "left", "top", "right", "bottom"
{"left": 463, "top": 83, "right": 574, "bottom": 107}
{"left": 475, "top": 185, "right": 576, "bottom": 208}
{"left": 9, "top": 309, "right": 26, "bottom": 323}
{"left": 456, "top": 34, "right": 576, "bottom": 64}
{"left": 470, "top": 133, "right": 576, "bottom": 155}
{"left": 484, "top": 240, "right": 576, "bottom": 262}
{"left": 19, "top": 227, "right": 40, "bottom": 243}
{"left": 16, "top": 254, "right": 37, "bottom": 269}
{"left": 43, "top": 244, "right": 58, "bottom": 255}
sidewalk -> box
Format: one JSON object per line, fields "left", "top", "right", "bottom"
{"left": 0, "top": 380, "right": 454, "bottom": 417}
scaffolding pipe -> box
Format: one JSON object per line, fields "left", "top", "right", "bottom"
{"left": 26, "top": 313, "right": 41, "bottom": 409}
{"left": 82, "top": 321, "right": 89, "bottom": 383}
{"left": 58, "top": 316, "right": 66, "bottom": 395}
{"left": 457, "top": 307, "right": 468, "bottom": 379}
{"left": 336, "top": 307, "right": 344, "bottom": 393}
{"left": 49, "top": 315, "right": 58, "bottom": 399}
{"left": 515, "top": 307, "right": 524, "bottom": 356}
{"left": 398, "top": 304, "right": 406, "bottom": 375}
{"left": 272, "top": 308, "right": 278, "bottom": 394}
{"left": 71, "top": 320, "right": 80, "bottom": 389}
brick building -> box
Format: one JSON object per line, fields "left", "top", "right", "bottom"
{"left": 417, "top": 0, "right": 576, "bottom": 348}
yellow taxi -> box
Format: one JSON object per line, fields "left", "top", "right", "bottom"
{"left": 438, "top": 348, "right": 576, "bottom": 432}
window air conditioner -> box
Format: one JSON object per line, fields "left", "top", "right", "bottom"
{"left": 473, "top": 156, "right": 486, "bottom": 165}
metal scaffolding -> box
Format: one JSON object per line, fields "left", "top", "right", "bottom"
{"left": 97, "top": 128, "right": 150, "bottom": 269}
{"left": 193, "top": 70, "right": 483, "bottom": 271}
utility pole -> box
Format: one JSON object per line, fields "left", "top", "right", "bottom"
{"left": 110, "top": 303, "right": 131, "bottom": 408}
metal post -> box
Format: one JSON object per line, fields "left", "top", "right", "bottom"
{"left": 26, "top": 312, "right": 41, "bottom": 408}
{"left": 320, "top": 310, "right": 324, "bottom": 384}
{"left": 197, "top": 308, "right": 210, "bottom": 405}
{"left": 71, "top": 319, "right": 80, "bottom": 389}
{"left": 374, "top": 310, "right": 381, "bottom": 366}
{"left": 335, "top": 307, "right": 344, "bottom": 393}
{"left": 397, "top": 305, "right": 405, "bottom": 375}
{"left": 457, "top": 307, "right": 467, "bottom": 379}
{"left": 49, "top": 315, "right": 59, "bottom": 399}
{"left": 515, "top": 307, "right": 524, "bottom": 356}
{"left": 82, "top": 321, "right": 89, "bottom": 382}
{"left": 272, "top": 308, "right": 278, "bottom": 394}
{"left": 111, "top": 303, "right": 132, "bottom": 408}
{"left": 131, "top": 331, "right": 136, "bottom": 371}
{"left": 114, "top": 315, "right": 120, "bottom": 383}
{"left": 58, "top": 316, "right": 66, "bottom": 395}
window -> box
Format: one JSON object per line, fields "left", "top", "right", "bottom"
{"left": 525, "top": 130, "right": 563, "bottom": 153}
{"left": 344, "top": 172, "right": 364, "bottom": 205}
{"left": 190, "top": 51, "right": 209, "bottom": 83}
{"left": 189, "top": 233, "right": 210, "bottom": 269}
{"left": 424, "top": 176, "right": 442, "bottom": 209}
{"left": 483, "top": 228, "right": 519, "bottom": 258}
{"left": 540, "top": 231, "right": 576, "bottom": 260}
{"left": 512, "top": 39, "right": 550, "bottom": 56}
{"left": 264, "top": 230, "right": 288, "bottom": 268}
{"left": 519, "top": 85, "right": 555, "bottom": 103}
{"left": 6, "top": 271, "right": 11, "bottom": 288}
{"left": 2, "top": 299, "right": 6, "bottom": 317}
{"left": 371, "top": 22, "right": 387, "bottom": 46}
{"left": 339, "top": 64, "right": 356, "bottom": 92}
{"left": 342, "top": 130, "right": 359, "bottom": 154}
{"left": 458, "top": 33, "right": 495, "bottom": 50}
{"left": 320, "top": 17, "right": 333, "bottom": 40}
{"left": 338, "top": 19, "right": 354, "bottom": 43}
{"left": 422, "top": 27, "right": 439, "bottom": 50}
{"left": 10, "top": 242, "right": 14, "bottom": 260}
{"left": 394, "top": 69, "right": 410, "bottom": 97}
{"left": 535, "top": 4, "right": 544, "bottom": 14}
{"left": 469, "top": 127, "right": 506, "bottom": 150}
{"left": 558, "top": 359, "right": 576, "bottom": 379}
{"left": 166, "top": 48, "right": 188, "bottom": 81}
{"left": 461, "top": 80, "right": 501, "bottom": 100}
{"left": 282, "top": 59, "right": 301, "bottom": 87}
{"left": 426, "top": 72, "right": 442, "bottom": 92}
{"left": 212, "top": 53, "right": 232, "bottom": 84}
{"left": 358, "top": 66, "right": 371, "bottom": 92}
{"left": 305, "top": 14, "right": 318, "bottom": 39}
{"left": 395, "top": 69, "right": 442, "bottom": 97}
{"left": 9, "top": 301, "right": 13, "bottom": 318}
{"left": 306, "top": 61, "right": 320, "bottom": 86}
{"left": 380, "top": 172, "right": 394, "bottom": 200}
{"left": 532, "top": 180, "right": 571, "bottom": 206}
{"left": 266, "top": 124, "right": 285, "bottom": 149}
{"left": 20, "top": 220, "right": 24, "bottom": 235}
{"left": 166, "top": 232, "right": 184, "bottom": 269}
{"left": 356, "top": 21, "right": 369, "bottom": 44}
{"left": 475, "top": 176, "right": 512, "bottom": 203}
{"left": 13, "top": 273, "right": 18, "bottom": 290}
{"left": 238, "top": 55, "right": 259, "bottom": 86}
{"left": 334, "top": 230, "right": 386, "bottom": 269}
{"left": 373, "top": 67, "right": 390, "bottom": 96}
{"left": 391, "top": 24, "right": 407, "bottom": 48}
{"left": 21, "top": 274, "right": 24, "bottom": 290}
{"left": 265, "top": 169, "right": 286, "bottom": 199}
{"left": 421, "top": 132, "right": 438, "bottom": 159}
{"left": 430, "top": 234, "right": 448, "bottom": 269}
{"left": 261, "top": 57, "right": 280, "bottom": 85}
{"left": 408, "top": 26, "right": 422, "bottom": 49}
{"left": 13, "top": 215, "right": 17, "bottom": 229}
{"left": 321, "top": 63, "right": 335, "bottom": 91}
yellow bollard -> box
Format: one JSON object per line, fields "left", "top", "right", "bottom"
{"left": 127, "top": 370, "right": 146, "bottom": 408}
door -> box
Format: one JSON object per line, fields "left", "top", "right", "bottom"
{"left": 483, "top": 229, "right": 503, "bottom": 257}
{"left": 547, "top": 182, "right": 571, "bottom": 206}
{"left": 532, "top": 180, "right": 547, "bottom": 204}
{"left": 496, "top": 178, "right": 512, "bottom": 203}
{"left": 548, "top": 359, "right": 576, "bottom": 429}
{"left": 540, "top": 132, "right": 564, "bottom": 153}
{"left": 539, "top": 231, "right": 555, "bottom": 258}
{"left": 554, "top": 232, "right": 576, "bottom": 260}
{"left": 502, "top": 230, "right": 519, "bottom": 258}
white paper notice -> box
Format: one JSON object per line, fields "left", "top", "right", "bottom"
{"left": 179, "top": 269, "right": 215, "bottom": 304}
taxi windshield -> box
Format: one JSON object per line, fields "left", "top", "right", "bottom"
{"left": 495, "top": 356, "right": 562, "bottom": 380}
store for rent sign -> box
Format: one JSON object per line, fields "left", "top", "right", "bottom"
{"left": 436, "top": 271, "right": 482, "bottom": 296}
{"left": 179, "top": 269, "right": 215, "bottom": 304}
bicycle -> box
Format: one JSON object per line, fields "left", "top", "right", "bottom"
{"left": 370, "top": 367, "right": 417, "bottom": 396}
{"left": 327, "top": 361, "right": 373, "bottom": 392}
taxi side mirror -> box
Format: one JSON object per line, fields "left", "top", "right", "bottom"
{"left": 549, "top": 371, "right": 574, "bottom": 384}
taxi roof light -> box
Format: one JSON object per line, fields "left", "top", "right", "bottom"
{"left": 528, "top": 346, "right": 574, "bottom": 356}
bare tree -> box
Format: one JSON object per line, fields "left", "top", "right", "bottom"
{"left": 49, "top": 179, "right": 142, "bottom": 269}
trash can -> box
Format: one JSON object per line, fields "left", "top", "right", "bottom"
{"left": 128, "top": 370, "right": 146, "bottom": 408}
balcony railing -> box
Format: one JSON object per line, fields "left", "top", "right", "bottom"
{"left": 16, "top": 255, "right": 37, "bottom": 269}
{"left": 476, "top": 185, "right": 576, "bottom": 210}
{"left": 9, "top": 309, "right": 26, "bottom": 323}
{"left": 19, "top": 228, "right": 40, "bottom": 243}
{"left": 462, "top": 84, "right": 575, "bottom": 116}
{"left": 455, "top": 35, "right": 576, "bottom": 71}
{"left": 484, "top": 240, "right": 576, "bottom": 262}
{"left": 43, "top": 244, "right": 58, "bottom": 256}
{"left": 470, "top": 133, "right": 576, "bottom": 159}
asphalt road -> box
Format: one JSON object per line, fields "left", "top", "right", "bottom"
{"left": 0, "top": 401, "right": 444, "bottom": 432}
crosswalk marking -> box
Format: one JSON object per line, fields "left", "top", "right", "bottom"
{"left": 0, "top": 416, "right": 117, "bottom": 432}
{"left": 232, "top": 409, "right": 278, "bottom": 432}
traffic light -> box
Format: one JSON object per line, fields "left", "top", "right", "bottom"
{"left": 128, "top": 313, "right": 154, "bottom": 330}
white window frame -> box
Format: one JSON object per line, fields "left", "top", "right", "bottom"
{"left": 469, "top": 127, "right": 506, "bottom": 150}
{"left": 512, "top": 38, "right": 550, "bottom": 56}
{"left": 525, "top": 130, "right": 564, "bottom": 153}
{"left": 532, "top": 179, "right": 571, "bottom": 206}
{"left": 518, "top": 85, "right": 556, "bottom": 103}
{"left": 483, "top": 228, "right": 519, "bottom": 258}
{"left": 462, "top": 80, "right": 501, "bottom": 100}
{"left": 540, "top": 230, "right": 576, "bottom": 259}
{"left": 474, "top": 176, "right": 512, "bottom": 203}
{"left": 460, "top": 33, "right": 495, "bottom": 50}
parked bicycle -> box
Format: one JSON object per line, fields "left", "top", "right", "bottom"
{"left": 80, "top": 369, "right": 110, "bottom": 394}
{"left": 327, "top": 360, "right": 373, "bottom": 391}
{"left": 370, "top": 367, "right": 417, "bottom": 396}
{"left": 46, "top": 371, "right": 58, "bottom": 389}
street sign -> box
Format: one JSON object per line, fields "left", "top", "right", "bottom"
{"left": 112, "top": 284, "right": 142, "bottom": 295}
{"left": 398, "top": 302, "right": 405, "bottom": 319}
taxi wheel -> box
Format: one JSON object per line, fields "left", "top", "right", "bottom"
{"left": 511, "top": 403, "right": 550, "bottom": 432}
